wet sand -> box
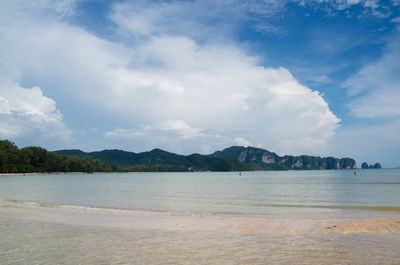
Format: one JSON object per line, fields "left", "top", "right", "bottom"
{"left": 1, "top": 202, "right": 400, "bottom": 235}
{"left": 2, "top": 203, "right": 400, "bottom": 264}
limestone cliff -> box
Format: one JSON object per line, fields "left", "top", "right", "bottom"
{"left": 212, "top": 146, "right": 356, "bottom": 170}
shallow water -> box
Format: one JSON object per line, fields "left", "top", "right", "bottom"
{"left": 1, "top": 169, "right": 400, "bottom": 264}
{"left": 0, "top": 169, "right": 399, "bottom": 215}
{"left": 1, "top": 216, "right": 400, "bottom": 265}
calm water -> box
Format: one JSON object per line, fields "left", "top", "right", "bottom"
{"left": 1, "top": 216, "right": 400, "bottom": 265}
{"left": 1, "top": 169, "right": 400, "bottom": 214}
{"left": 1, "top": 169, "right": 400, "bottom": 264}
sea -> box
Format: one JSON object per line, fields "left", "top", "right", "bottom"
{"left": 1, "top": 169, "right": 400, "bottom": 264}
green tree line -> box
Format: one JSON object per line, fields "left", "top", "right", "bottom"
{"left": 0, "top": 140, "right": 107, "bottom": 173}
{"left": 0, "top": 140, "right": 250, "bottom": 173}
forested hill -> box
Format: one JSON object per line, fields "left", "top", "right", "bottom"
{"left": 54, "top": 148, "right": 248, "bottom": 171}
{"left": 55, "top": 146, "right": 356, "bottom": 171}
{"left": 0, "top": 139, "right": 356, "bottom": 173}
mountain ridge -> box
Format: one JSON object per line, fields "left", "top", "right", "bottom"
{"left": 55, "top": 146, "right": 356, "bottom": 171}
{"left": 212, "top": 146, "right": 356, "bottom": 170}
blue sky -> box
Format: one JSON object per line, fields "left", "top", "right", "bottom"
{"left": 1, "top": 0, "right": 400, "bottom": 167}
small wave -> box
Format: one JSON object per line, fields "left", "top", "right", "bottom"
{"left": 0, "top": 199, "right": 205, "bottom": 217}
{"left": 252, "top": 203, "right": 400, "bottom": 212}
{"left": 2, "top": 199, "right": 400, "bottom": 216}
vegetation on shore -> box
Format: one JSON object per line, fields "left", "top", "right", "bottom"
{"left": 0, "top": 140, "right": 107, "bottom": 173}
{"left": 1, "top": 139, "right": 358, "bottom": 173}
{"left": 56, "top": 146, "right": 356, "bottom": 171}
{"left": 0, "top": 140, "right": 248, "bottom": 173}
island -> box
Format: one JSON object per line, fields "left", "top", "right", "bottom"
{"left": 361, "top": 162, "right": 382, "bottom": 169}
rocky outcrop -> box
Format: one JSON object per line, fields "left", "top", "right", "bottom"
{"left": 361, "top": 162, "right": 382, "bottom": 169}
{"left": 55, "top": 145, "right": 357, "bottom": 172}
{"left": 212, "top": 146, "right": 356, "bottom": 170}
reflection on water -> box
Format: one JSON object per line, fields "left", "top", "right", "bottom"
{"left": 1, "top": 216, "right": 400, "bottom": 265}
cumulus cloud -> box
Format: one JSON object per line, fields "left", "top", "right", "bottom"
{"left": 104, "top": 122, "right": 225, "bottom": 154}
{"left": 234, "top": 137, "right": 252, "bottom": 147}
{"left": 159, "top": 120, "right": 203, "bottom": 140}
{"left": 0, "top": 0, "right": 341, "bottom": 155}
{"left": 0, "top": 79, "right": 70, "bottom": 141}
{"left": 105, "top": 33, "right": 340, "bottom": 154}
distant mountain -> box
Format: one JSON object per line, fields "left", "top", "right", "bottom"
{"left": 55, "top": 149, "right": 137, "bottom": 168}
{"left": 55, "top": 146, "right": 356, "bottom": 171}
{"left": 211, "top": 146, "right": 356, "bottom": 170}
{"left": 55, "top": 148, "right": 248, "bottom": 171}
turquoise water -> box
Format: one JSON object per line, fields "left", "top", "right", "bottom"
{"left": 1, "top": 169, "right": 399, "bottom": 215}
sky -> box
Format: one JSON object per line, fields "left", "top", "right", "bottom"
{"left": 0, "top": 0, "right": 399, "bottom": 167}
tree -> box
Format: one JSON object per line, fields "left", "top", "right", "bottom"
{"left": 0, "top": 140, "right": 19, "bottom": 172}
{"left": 0, "top": 139, "right": 108, "bottom": 173}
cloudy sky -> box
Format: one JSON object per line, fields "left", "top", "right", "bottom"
{"left": 0, "top": 0, "right": 399, "bottom": 167}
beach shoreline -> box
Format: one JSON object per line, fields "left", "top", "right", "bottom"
{"left": 2, "top": 200, "right": 400, "bottom": 264}
{"left": 2, "top": 201, "right": 400, "bottom": 235}
{"left": 0, "top": 172, "right": 112, "bottom": 176}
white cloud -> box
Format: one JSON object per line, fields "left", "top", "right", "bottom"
{"left": 103, "top": 128, "right": 146, "bottom": 138}
{"left": 0, "top": 79, "right": 70, "bottom": 141}
{"left": 234, "top": 137, "right": 252, "bottom": 147}
{"left": 335, "top": 34, "right": 400, "bottom": 167}
{"left": 100, "top": 33, "right": 340, "bottom": 154}
{"left": 159, "top": 120, "right": 202, "bottom": 140}
{"left": 0, "top": 0, "right": 341, "bottom": 155}
{"left": 110, "top": 0, "right": 242, "bottom": 41}
{"left": 109, "top": 0, "right": 391, "bottom": 42}
{"left": 391, "top": 16, "right": 400, "bottom": 23}
{"left": 295, "top": 0, "right": 391, "bottom": 17}
{"left": 314, "top": 0, "right": 378, "bottom": 9}
{"left": 103, "top": 122, "right": 225, "bottom": 154}
{"left": 344, "top": 35, "right": 400, "bottom": 118}
{"left": 253, "top": 22, "right": 285, "bottom": 35}
{"left": 105, "top": 120, "right": 219, "bottom": 142}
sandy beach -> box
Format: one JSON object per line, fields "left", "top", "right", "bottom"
{"left": 2, "top": 202, "right": 400, "bottom": 235}
{"left": 2, "top": 171, "right": 400, "bottom": 264}
{"left": 2, "top": 202, "right": 400, "bottom": 264}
